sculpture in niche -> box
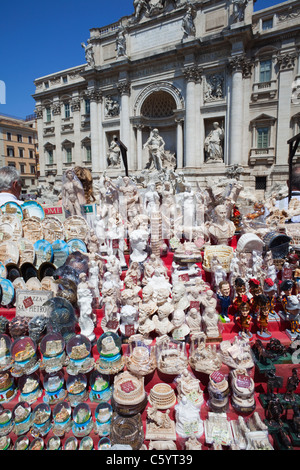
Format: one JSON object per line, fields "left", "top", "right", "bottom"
{"left": 116, "top": 27, "right": 127, "bottom": 58}
{"left": 204, "top": 75, "right": 224, "bottom": 102}
{"left": 81, "top": 40, "right": 95, "bottom": 67}
{"left": 132, "top": 0, "right": 150, "bottom": 21}
{"left": 104, "top": 95, "right": 120, "bottom": 117}
{"left": 107, "top": 136, "right": 121, "bottom": 168}
{"left": 231, "top": 0, "right": 248, "bottom": 23}
{"left": 181, "top": 3, "right": 196, "bottom": 39}
{"left": 144, "top": 128, "right": 165, "bottom": 172}
{"left": 204, "top": 122, "right": 224, "bottom": 163}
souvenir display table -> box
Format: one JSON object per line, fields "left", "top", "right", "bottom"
{"left": 0, "top": 168, "right": 300, "bottom": 451}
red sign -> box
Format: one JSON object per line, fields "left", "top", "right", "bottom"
{"left": 23, "top": 297, "right": 34, "bottom": 309}
{"left": 179, "top": 273, "right": 190, "bottom": 282}
{"left": 211, "top": 371, "right": 224, "bottom": 383}
{"left": 236, "top": 374, "right": 251, "bottom": 388}
{"left": 120, "top": 380, "right": 136, "bottom": 393}
{"left": 44, "top": 206, "right": 63, "bottom": 215}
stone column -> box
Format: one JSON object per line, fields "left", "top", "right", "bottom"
{"left": 276, "top": 52, "right": 297, "bottom": 165}
{"left": 52, "top": 101, "right": 63, "bottom": 177}
{"left": 183, "top": 65, "right": 202, "bottom": 167}
{"left": 117, "top": 80, "right": 131, "bottom": 169}
{"left": 175, "top": 118, "right": 184, "bottom": 169}
{"left": 87, "top": 88, "right": 102, "bottom": 175}
{"left": 136, "top": 124, "right": 144, "bottom": 171}
{"left": 71, "top": 96, "right": 82, "bottom": 166}
{"left": 228, "top": 55, "right": 252, "bottom": 166}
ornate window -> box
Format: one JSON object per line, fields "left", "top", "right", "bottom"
{"left": 141, "top": 91, "right": 176, "bottom": 118}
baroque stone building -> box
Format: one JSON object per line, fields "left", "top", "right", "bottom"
{"left": 33, "top": 0, "right": 300, "bottom": 192}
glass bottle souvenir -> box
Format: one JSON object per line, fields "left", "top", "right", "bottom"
{"left": 72, "top": 403, "right": 94, "bottom": 438}
{"left": 12, "top": 401, "right": 32, "bottom": 436}
{"left": 95, "top": 331, "right": 124, "bottom": 375}
{"left": 29, "top": 437, "right": 45, "bottom": 450}
{"left": 0, "top": 406, "right": 14, "bottom": 436}
{"left": 31, "top": 403, "right": 52, "bottom": 438}
{"left": 0, "top": 371, "right": 17, "bottom": 404}
{"left": 10, "top": 336, "right": 40, "bottom": 377}
{"left": 0, "top": 435, "right": 12, "bottom": 450}
{"left": 63, "top": 436, "right": 78, "bottom": 450}
{"left": 66, "top": 373, "right": 88, "bottom": 407}
{"left": 52, "top": 401, "right": 72, "bottom": 437}
{"left": 46, "top": 436, "right": 61, "bottom": 451}
{"left": 94, "top": 402, "right": 113, "bottom": 437}
{"left": 40, "top": 332, "right": 66, "bottom": 373}
{"left": 79, "top": 436, "right": 94, "bottom": 450}
{"left": 13, "top": 435, "right": 30, "bottom": 450}
{"left": 98, "top": 437, "right": 111, "bottom": 450}
{"left": 43, "top": 371, "right": 67, "bottom": 406}
{"left": 66, "top": 334, "right": 95, "bottom": 376}
{"left": 18, "top": 372, "right": 42, "bottom": 404}
{"left": 89, "top": 370, "right": 112, "bottom": 403}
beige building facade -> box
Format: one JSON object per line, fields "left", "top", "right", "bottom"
{"left": 33, "top": 0, "right": 300, "bottom": 192}
{"left": 0, "top": 114, "right": 38, "bottom": 194}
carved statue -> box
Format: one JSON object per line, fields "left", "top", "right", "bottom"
{"left": 116, "top": 27, "right": 127, "bottom": 58}
{"left": 107, "top": 136, "right": 121, "bottom": 167}
{"left": 62, "top": 169, "right": 86, "bottom": 217}
{"left": 232, "top": 0, "right": 248, "bottom": 23}
{"left": 204, "top": 122, "right": 224, "bottom": 163}
{"left": 105, "top": 95, "right": 120, "bottom": 117}
{"left": 181, "top": 3, "right": 196, "bottom": 39}
{"left": 81, "top": 40, "right": 95, "bottom": 67}
{"left": 144, "top": 128, "right": 165, "bottom": 172}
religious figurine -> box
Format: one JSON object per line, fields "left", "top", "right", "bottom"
{"left": 202, "top": 307, "right": 220, "bottom": 339}
{"left": 217, "top": 280, "right": 231, "bottom": 322}
{"left": 77, "top": 273, "right": 96, "bottom": 342}
{"left": 171, "top": 282, "right": 190, "bottom": 312}
{"left": 204, "top": 122, "right": 224, "bottom": 163}
{"left": 175, "top": 396, "right": 203, "bottom": 438}
{"left": 62, "top": 169, "right": 86, "bottom": 217}
{"left": 256, "top": 294, "right": 272, "bottom": 340}
{"left": 144, "top": 128, "right": 165, "bottom": 172}
{"left": 208, "top": 204, "right": 236, "bottom": 245}
{"left": 175, "top": 368, "right": 204, "bottom": 408}
{"left": 186, "top": 308, "right": 202, "bottom": 336}
{"left": 236, "top": 295, "right": 252, "bottom": 338}
{"left": 171, "top": 309, "right": 190, "bottom": 342}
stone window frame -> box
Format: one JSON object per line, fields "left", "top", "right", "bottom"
{"left": 61, "top": 139, "right": 74, "bottom": 165}
{"left": 44, "top": 142, "right": 56, "bottom": 166}
{"left": 249, "top": 113, "right": 277, "bottom": 164}
{"left": 251, "top": 46, "right": 278, "bottom": 101}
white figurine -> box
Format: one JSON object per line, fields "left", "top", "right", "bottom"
{"left": 175, "top": 396, "right": 203, "bottom": 438}
{"left": 77, "top": 272, "right": 96, "bottom": 341}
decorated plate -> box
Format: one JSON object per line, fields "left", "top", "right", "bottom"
{"left": 51, "top": 240, "right": 69, "bottom": 267}
{"left": 17, "top": 239, "right": 35, "bottom": 265}
{"left": 0, "top": 241, "right": 19, "bottom": 265}
{"left": 33, "top": 239, "right": 54, "bottom": 267}
{"left": 67, "top": 238, "right": 87, "bottom": 254}
{"left": 0, "top": 278, "right": 15, "bottom": 306}
{"left": 22, "top": 217, "right": 43, "bottom": 244}
{"left": 0, "top": 202, "right": 23, "bottom": 221}
{"left": 63, "top": 216, "right": 90, "bottom": 241}
{"left": 22, "top": 201, "right": 45, "bottom": 220}
{"left": 42, "top": 216, "right": 64, "bottom": 244}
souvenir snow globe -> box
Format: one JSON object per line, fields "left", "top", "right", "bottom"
{"left": 46, "top": 436, "right": 61, "bottom": 451}
{"left": 31, "top": 403, "right": 52, "bottom": 437}
{"left": 94, "top": 402, "right": 113, "bottom": 437}
{"left": 156, "top": 335, "right": 189, "bottom": 376}
{"left": 125, "top": 335, "right": 157, "bottom": 377}
{"left": 12, "top": 401, "right": 32, "bottom": 435}
{"left": 0, "top": 372, "right": 17, "bottom": 404}
{"left": 63, "top": 436, "right": 78, "bottom": 450}
{"left": 89, "top": 370, "right": 112, "bottom": 403}
{"left": 29, "top": 437, "right": 45, "bottom": 450}
{"left": 95, "top": 331, "right": 124, "bottom": 375}
{"left": 10, "top": 336, "right": 40, "bottom": 377}
{"left": 40, "top": 332, "right": 66, "bottom": 373}
{"left": 0, "top": 405, "right": 13, "bottom": 436}
{"left": 0, "top": 334, "right": 13, "bottom": 372}
{"left": 98, "top": 437, "right": 111, "bottom": 450}
{"left": 66, "top": 373, "right": 88, "bottom": 407}
{"left": 0, "top": 435, "right": 12, "bottom": 450}
{"left": 72, "top": 403, "right": 94, "bottom": 438}
{"left": 66, "top": 334, "right": 95, "bottom": 375}
{"left": 43, "top": 371, "right": 67, "bottom": 405}
{"left": 79, "top": 436, "right": 94, "bottom": 450}
{"left": 52, "top": 401, "right": 72, "bottom": 437}
{"left": 18, "top": 372, "right": 42, "bottom": 404}
{"left": 13, "top": 436, "right": 30, "bottom": 450}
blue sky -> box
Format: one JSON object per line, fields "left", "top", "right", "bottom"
{"left": 0, "top": 0, "right": 285, "bottom": 119}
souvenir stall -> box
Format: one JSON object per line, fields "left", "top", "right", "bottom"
{"left": 0, "top": 165, "right": 300, "bottom": 451}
